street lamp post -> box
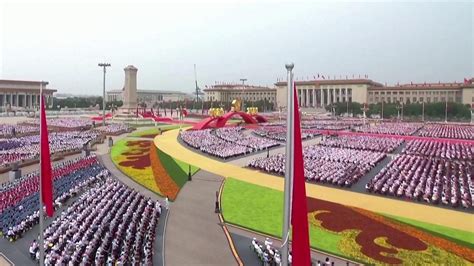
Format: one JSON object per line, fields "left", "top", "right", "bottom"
{"left": 346, "top": 100, "right": 349, "bottom": 117}
{"left": 445, "top": 100, "right": 448, "bottom": 123}
{"left": 422, "top": 101, "right": 425, "bottom": 122}
{"left": 471, "top": 104, "right": 474, "bottom": 124}
{"left": 381, "top": 101, "right": 384, "bottom": 121}
{"left": 361, "top": 103, "right": 369, "bottom": 126}
{"left": 98, "top": 62, "right": 111, "bottom": 126}
{"left": 240, "top": 78, "right": 247, "bottom": 112}
{"left": 396, "top": 103, "right": 401, "bottom": 120}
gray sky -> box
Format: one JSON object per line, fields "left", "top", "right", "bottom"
{"left": 0, "top": 1, "right": 472, "bottom": 95}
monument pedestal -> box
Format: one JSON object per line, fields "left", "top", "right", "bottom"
{"left": 121, "top": 65, "right": 138, "bottom": 113}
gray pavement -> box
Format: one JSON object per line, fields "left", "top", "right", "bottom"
{"left": 164, "top": 170, "right": 236, "bottom": 266}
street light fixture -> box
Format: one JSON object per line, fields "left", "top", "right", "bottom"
{"left": 98, "top": 62, "right": 111, "bottom": 126}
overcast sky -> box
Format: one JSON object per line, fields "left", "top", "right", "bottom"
{"left": 0, "top": 1, "right": 472, "bottom": 95}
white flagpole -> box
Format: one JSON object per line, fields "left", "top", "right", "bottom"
{"left": 445, "top": 100, "right": 448, "bottom": 123}
{"left": 39, "top": 81, "right": 45, "bottom": 265}
{"left": 422, "top": 101, "right": 425, "bottom": 122}
{"left": 281, "top": 63, "right": 294, "bottom": 266}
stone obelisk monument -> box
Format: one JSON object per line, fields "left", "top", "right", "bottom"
{"left": 120, "top": 65, "right": 138, "bottom": 114}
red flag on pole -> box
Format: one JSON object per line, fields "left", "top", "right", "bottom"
{"left": 291, "top": 85, "right": 311, "bottom": 265}
{"left": 40, "top": 95, "right": 54, "bottom": 217}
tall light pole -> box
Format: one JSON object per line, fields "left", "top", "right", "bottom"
{"left": 381, "top": 100, "right": 384, "bottom": 121}
{"left": 98, "top": 63, "right": 111, "bottom": 126}
{"left": 445, "top": 99, "right": 448, "bottom": 123}
{"left": 240, "top": 78, "right": 247, "bottom": 112}
{"left": 422, "top": 101, "right": 425, "bottom": 122}
{"left": 281, "top": 63, "right": 294, "bottom": 266}
{"left": 401, "top": 101, "right": 404, "bottom": 121}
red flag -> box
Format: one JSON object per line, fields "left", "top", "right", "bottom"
{"left": 291, "top": 85, "right": 311, "bottom": 265}
{"left": 40, "top": 95, "right": 54, "bottom": 217}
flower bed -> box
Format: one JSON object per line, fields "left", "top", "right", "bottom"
{"left": 222, "top": 178, "right": 473, "bottom": 265}
{"left": 111, "top": 139, "right": 161, "bottom": 195}
{"left": 111, "top": 138, "right": 199, "bottom": 200}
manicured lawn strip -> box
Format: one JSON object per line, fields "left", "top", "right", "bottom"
{"left": 128, "top": 125, "right": 185, "bottom": 137}
{"left": 110, "top": 138, "right": 129, "bottom": 159}
{"left": 221, "top": 178, "right": 343, "bottom": 256}
{"left": 156, "top": 148, "right": 199, "bottom": 188}
{"left": 382, "top": 213, "right": 474, "bottom": 248}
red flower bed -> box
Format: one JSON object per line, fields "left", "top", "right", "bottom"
{"left": 149, "top": 144, "right": 180, "bottom": 200}
{"left": 352, "top": 207, "right": 474, "bottom": 262}
{"left": 307, "top": 198, "right": 427, "bottom": 264}
{"left": 118, "top": 140, "right": 151, "bottom": 170}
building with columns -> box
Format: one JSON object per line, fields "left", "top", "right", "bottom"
{"left": 0, "top": 80, "right": 56, "bottom": 111}
{"left": 275, "top": 78, "right": 474, "bottom": 109}
{"left": 203, "top": 84, "right": 276, "bottom": 103}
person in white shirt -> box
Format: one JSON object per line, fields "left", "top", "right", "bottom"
{"left": 29, "top": 240, "right": 37, "bottom": 259}
{"left": 164, "top": 196, "right": 169, "bottom": 210}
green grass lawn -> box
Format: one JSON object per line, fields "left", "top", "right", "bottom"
{"left": 156, "top": 148, "right": 200, "bottom": 188}
{"left": 128, "top": 125, "right": 181, "bottom": 137}
{"left": 382, "top": 213, "right": 474, "bottom": 247}
{"left": 221, "top": 178, "right": 343, "bottom": 255}
{"left": 110, "top": 138, "right": 129, "bottom": 159}
{"left": 221, "top": 177, "right": 474, "bottom": 262}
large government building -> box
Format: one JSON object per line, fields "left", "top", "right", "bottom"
{"left": 0, "top": 79, "right": 56, "bottom": 111}
{"left": 275, "top": 78, "right": 474, "bottom": 109}
{"left": 203, "top": 84, "right": 277, "bottom": 103}
{"left": 106, "top": 89, "right": 189, "bottom": 106}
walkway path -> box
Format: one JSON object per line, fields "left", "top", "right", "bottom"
{"left": 164, "top": 170, "right": 236, "bottom": 265}
{"left": 154, "top": 128, "right": 473, "bottom": 231}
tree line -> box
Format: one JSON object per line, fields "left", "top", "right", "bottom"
{"left": 325, "top": 102, "right": 472, "bottom": 121}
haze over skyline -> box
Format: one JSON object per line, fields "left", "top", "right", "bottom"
{"left": 0, "top": 1, "right": 472, "bottom": 96}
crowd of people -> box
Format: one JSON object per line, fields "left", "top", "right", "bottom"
{"left": 251, "top": 237, "right": 284, "bottom": 265}
{"left": 356, "top": 122, "right": 423, "bottom": 135}
{"left": 417, "top": 124, "right": 474, "bottom": 140}
{"left": 180, "top": 127, "right": 282, "bottom": 159}
{"left": 25, "top": 118, "right": 92, "bottom": 130}
{"left": 95, "top": 123, "right": 132, "bottom": 135}
{"left": 248, "top": 145, "right": 385, "bottom": 187}
{"left": 214, "top": 127, "right": 280, "bottom": 150}
{"left": 366, "top": 154, "right": 473, "bottom": 208}
{"left": 0, "top": 131, "right": 102, "bottom": 165}
{"left": 252, "top": 126, "right": 320, "bottom": 142}
{"left": 320, "top": 135, "right": 403, "bottom": 153}
{"left": 403, "top": 140, "right": 473, "bottom": 161}
{"left": 180, "top": 129, "right": 253, "bottom": 159}
{"left": 0, "top": 124, "right": 38, "bottom": 137}
{"left": 0, "top": 155, "right": 109, "bottom": 240}
{"left": 32, "top": 178, "right": 161, "bottom": 265}
{"left": 302, "top": 119, "right": 363, "bottom": 131}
